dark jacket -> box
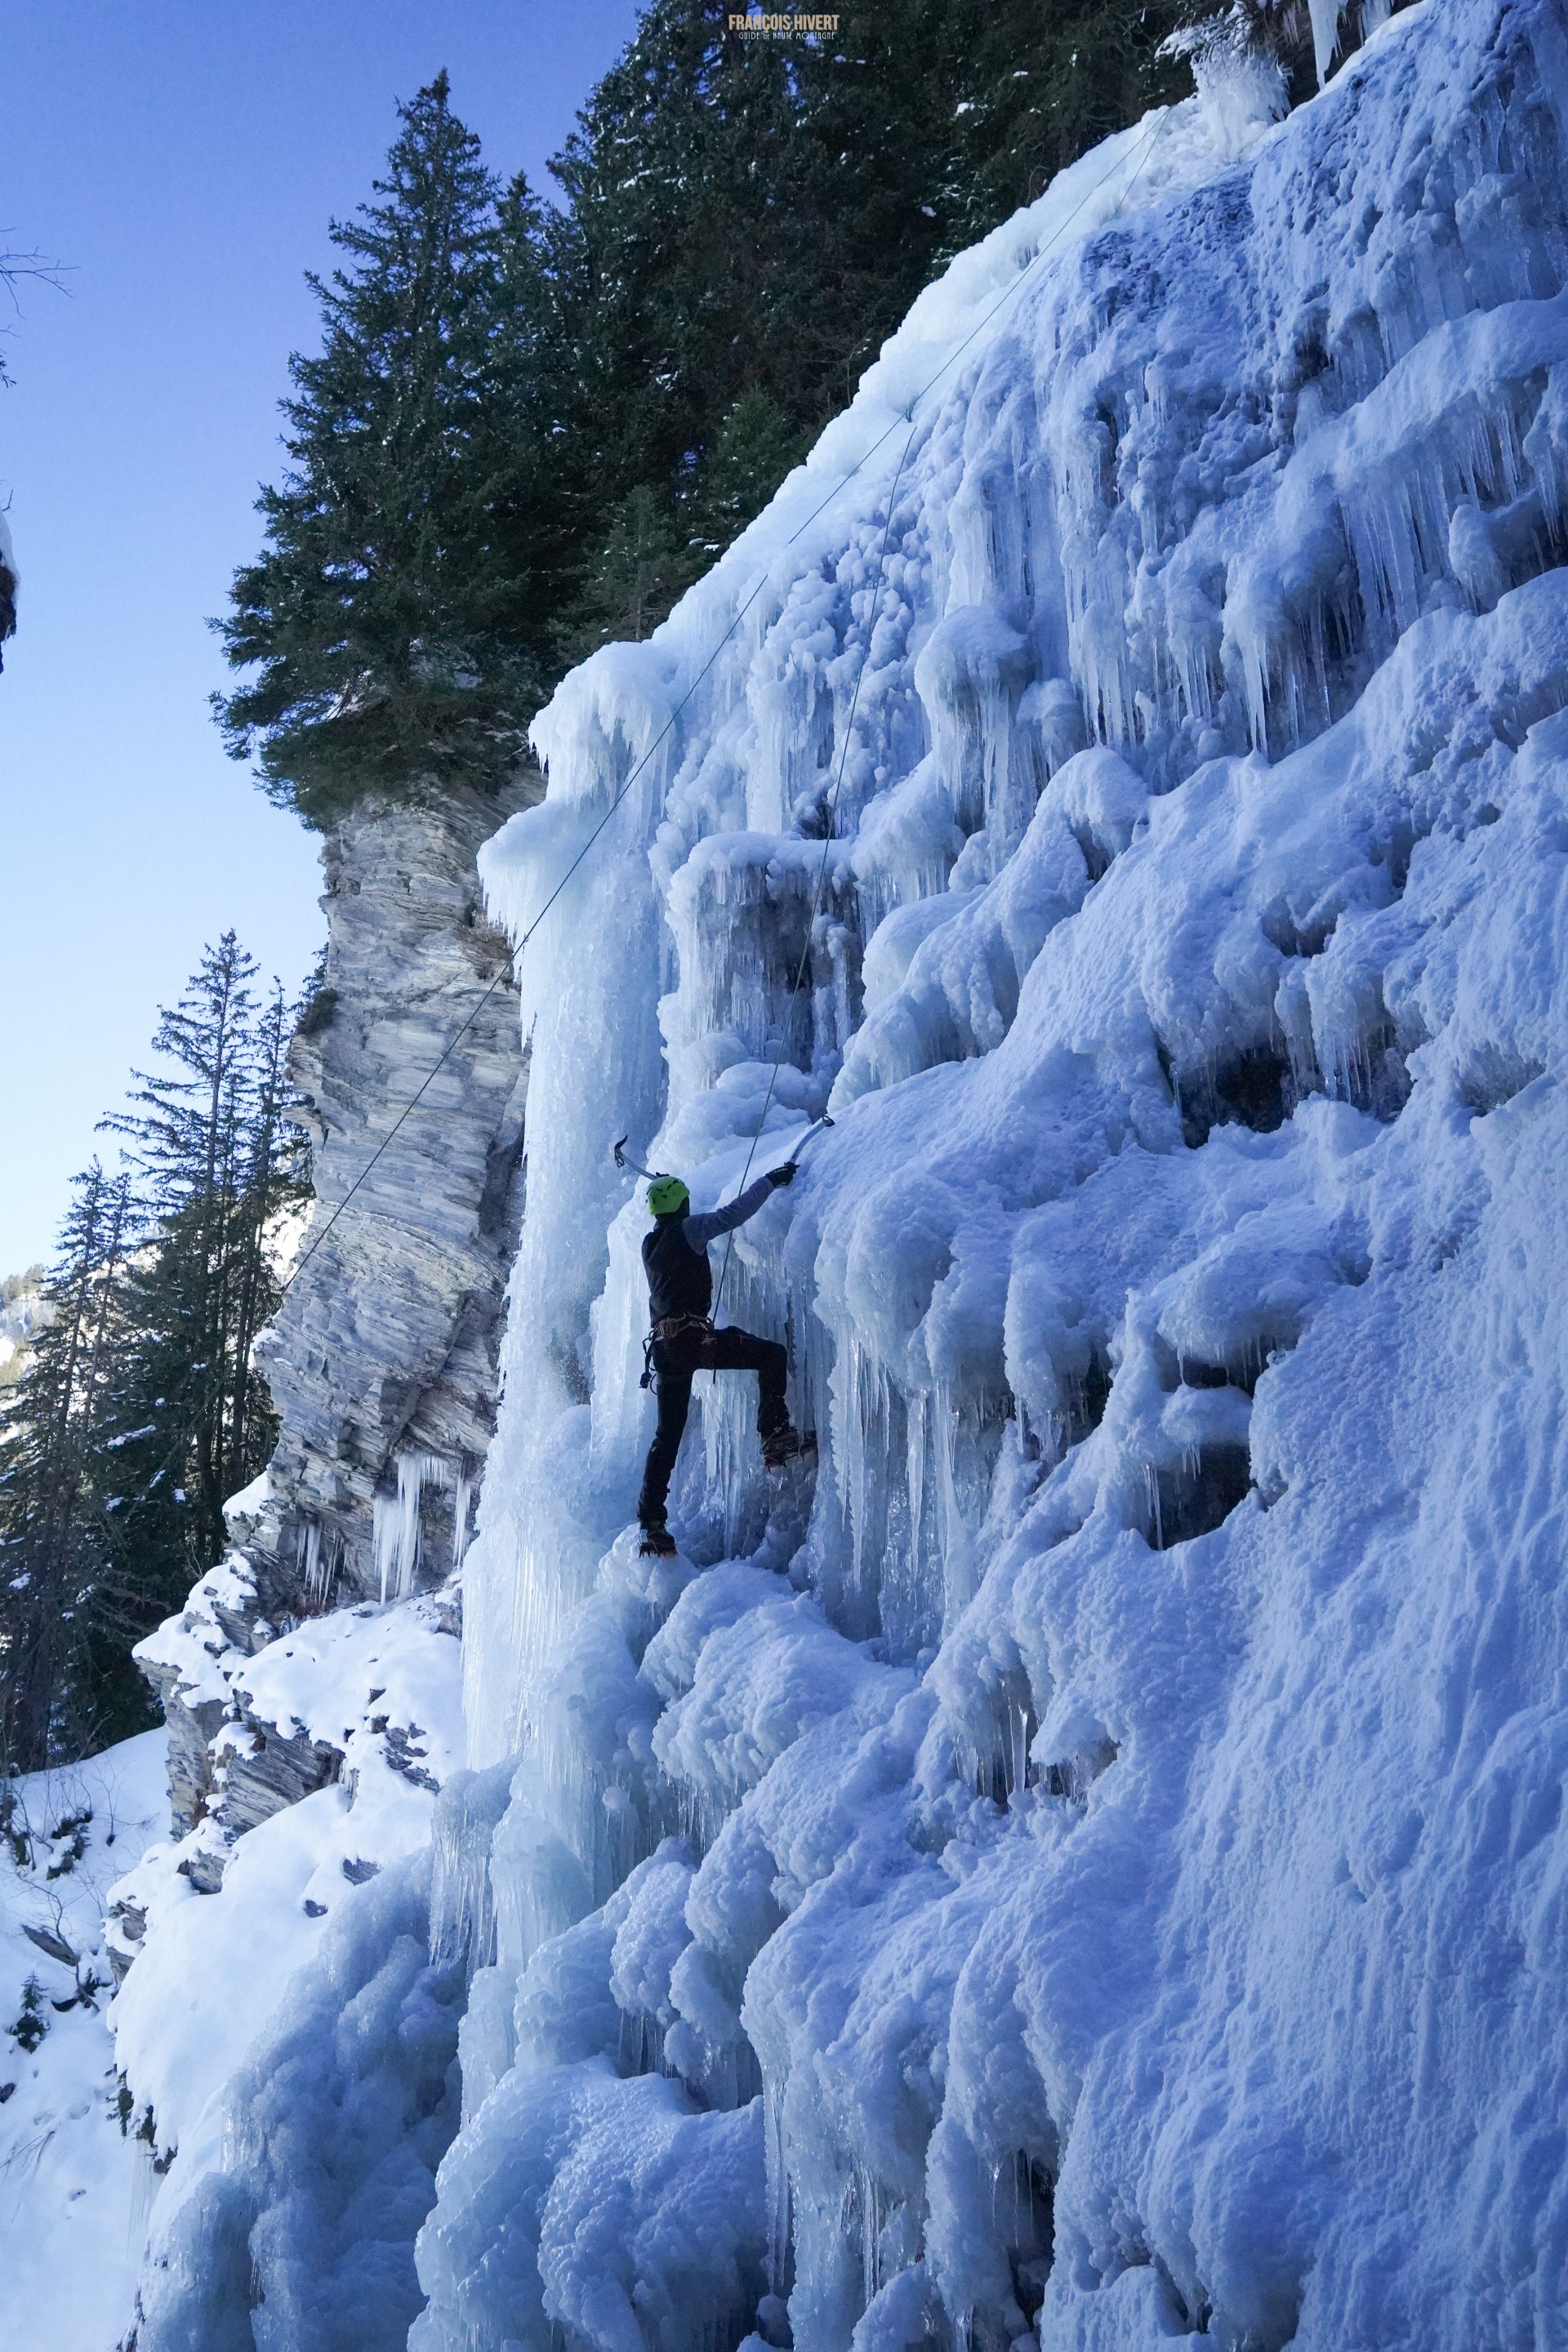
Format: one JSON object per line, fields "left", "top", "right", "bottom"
{"left": 642, "top": 1177, "right": 775, "bottom": 1324}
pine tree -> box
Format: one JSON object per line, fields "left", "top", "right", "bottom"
{"left": 0, "top": 1164, "right": 133, "bottom": 1771}
{"left": 99, "top": 936, "right": 305, "bottom": 1597}
{"left": 0, "top": 940, "right": 310, "bottom": 1766}
{"left": 216, "top": 78, "right": 558, "bottom": 827}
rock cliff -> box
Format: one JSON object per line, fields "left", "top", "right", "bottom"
{"left": 136, "top": 779, "right": 535, "bottom": 1852}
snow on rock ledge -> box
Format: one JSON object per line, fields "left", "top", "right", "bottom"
{"left": 425, "top": 7, "right": 1568, "bottom": 2350}
{"left": 106, "top": 1585, "right": 466, "bottom": 2346}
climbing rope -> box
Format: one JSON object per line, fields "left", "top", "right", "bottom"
{"left": 710, "top": 408, "right": 920, "bottom": 1325}
{"left": 279, "top": 109, "right": 1174, "bottom": 1307}
{"left": 710, "top": 107, "right": 1176, "bottom": 1322}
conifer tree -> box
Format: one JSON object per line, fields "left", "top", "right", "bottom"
{"left": 0, "top": 940, "right": 309, "bottom": 1766}
{"left": 217, "top": 21, "right": 1203, "bottom": 804}
{"left": 543, "top": 0, "right": 821, "bottom": 592}
{"left": 0, "top": 1164, "right": 132, "bottom": 1771}
{"left": 100, "top": 936, "right": 305, "bottom": 1595}
{"left": 801, "top": 0, "right": 1190, "bottom": 273}
{"left": 216, "top": 78, "right": 558, "bottom": 826}
{"left": 559, "top": 484, "right": 698, "bottom": 662}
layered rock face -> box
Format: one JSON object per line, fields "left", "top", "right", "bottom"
{"left": 137, "top": 780, "right": 535, "bottom": 1848}
{"left": 252, "top": 780, "right": 537, "bottom": 1609}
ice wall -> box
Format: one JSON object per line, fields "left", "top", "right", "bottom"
{"left": 427, "top": 6, "right": 1568, "bottom": 2348}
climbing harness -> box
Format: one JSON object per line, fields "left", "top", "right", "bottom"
{"left": 639, "top": 1312, "right": 715, "bottom": 1390}
{"left": 652, "top": 1314, "right": 715, "bottom": 1343}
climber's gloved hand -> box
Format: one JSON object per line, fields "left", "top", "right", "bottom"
{"left": 766, "top": 1160, "right": 799, "bottom": 1189}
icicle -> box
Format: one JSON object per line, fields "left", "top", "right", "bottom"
{"left": 451, "top": 1473, "right": 474, "bottom": 1570}
{"left": 1307, "top": 0, "right": 1347, "bottom": 84}
{"left": 293, "top": 1517, "right": 341, "bottom": 1607}
{"left": 428, "top": 1757, "right": 516, "bottom": 1975}
{"left": 374, "top": 1450, "right": 460, "bottom": 1603}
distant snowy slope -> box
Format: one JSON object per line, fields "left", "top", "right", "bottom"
{"left": 0, "top": 1731, "right": 165, "bottom": 2352}
{"left": 414, "top": 2, "right": 1568, "bottom": 2349}
{"left": 0, "top": 1266, "right": 47, "bottom": 1391}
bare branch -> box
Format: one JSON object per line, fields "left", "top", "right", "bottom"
{"left": 0, "top": 242, "right": 69, "bottom": 389}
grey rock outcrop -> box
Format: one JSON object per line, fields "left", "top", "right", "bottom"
{"left": 141, "top": 777, "right": 537, "bottom": 1844}
{"left": 243, "top": 777, "right": 537, "bottom": 1613}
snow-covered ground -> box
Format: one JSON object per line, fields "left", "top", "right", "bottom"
{"left": 107, "top": 1571, "right": 465, "bottom": 2347}
{"left": 94, "top": 0, "right": 1568, "bottom": 2345}
{"left": 0, "top": 1731, "right": 165, "bottom": 2352}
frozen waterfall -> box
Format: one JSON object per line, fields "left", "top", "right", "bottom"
{"left": 427, "top": 5, "right": 1568, "bottom": 2345}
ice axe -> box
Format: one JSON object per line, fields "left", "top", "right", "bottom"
{"left": 613, "top": 1116, "right": 835, "bottom": 1187}
{"left": 786, "top": 1114, "right": 835, "bottom": 1165}
{"left": 613, "top": 1138, "right": 666, "bottom": 1181}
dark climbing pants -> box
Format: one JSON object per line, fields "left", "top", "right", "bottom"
{"left": 636, "top": 1325, "right": 789, "bottom": 1527}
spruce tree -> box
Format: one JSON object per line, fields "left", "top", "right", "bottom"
{"left": 216, "top": 77, "right": 557, "bottom": 827}
{"left": 0, "top": 940, "right": 310, "bottom": 1766}
{"left": 800, "top": 0, "right": 1190, "bottom": 275}
{"left": 100, "top": 935, "right": 305, "bottom": 1590}
{"left": 216, "top": 21, "right": 1202, "bottom": 779}
{"left": 0, "top": 1165, "right": 132, "bottom": 1771}
{"left": 544, "top": 0, "right": 821, "bottom": 605}
{"left": 559, "top": 484, "right": 699, "bottom": 662}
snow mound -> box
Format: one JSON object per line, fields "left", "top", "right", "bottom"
{"left": 0, "top": 1731, "right": 167, "bottom": 2352}
{"left": 109, "top": 1589, "right": 463, "bottom": 2344}
{"left": 130, "top": 1847, "right": 462, "bottom": 2352}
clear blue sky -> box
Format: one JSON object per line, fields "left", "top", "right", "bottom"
{"left": 0, "top": 0, "right": 642, "bottom": 1276}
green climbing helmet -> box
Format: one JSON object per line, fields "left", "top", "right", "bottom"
{"left": 647, "top": 1174, "right": 690, "bottom": 1218}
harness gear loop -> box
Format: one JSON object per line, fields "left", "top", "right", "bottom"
{"left": 639, "top": 1312, "right": 715, "bottom": 1389}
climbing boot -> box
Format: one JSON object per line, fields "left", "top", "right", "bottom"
{"left": 762, "top": 1427, "right": 817, "bottom": 1472}
{"left": 638, "top": 1521, "right": 679, "bottom": 1558}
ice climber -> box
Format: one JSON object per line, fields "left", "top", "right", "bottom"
{"left": 636, "top": 1165, "right": 813, "bottom": 1557}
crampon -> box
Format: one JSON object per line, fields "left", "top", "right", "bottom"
{"left": 762, "top": 1428, "right": 817, "bottom": 1472}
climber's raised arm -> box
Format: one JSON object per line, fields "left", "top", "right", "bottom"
{"left": 683, "top": 1163, "right": 795, "bottom": 1252}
